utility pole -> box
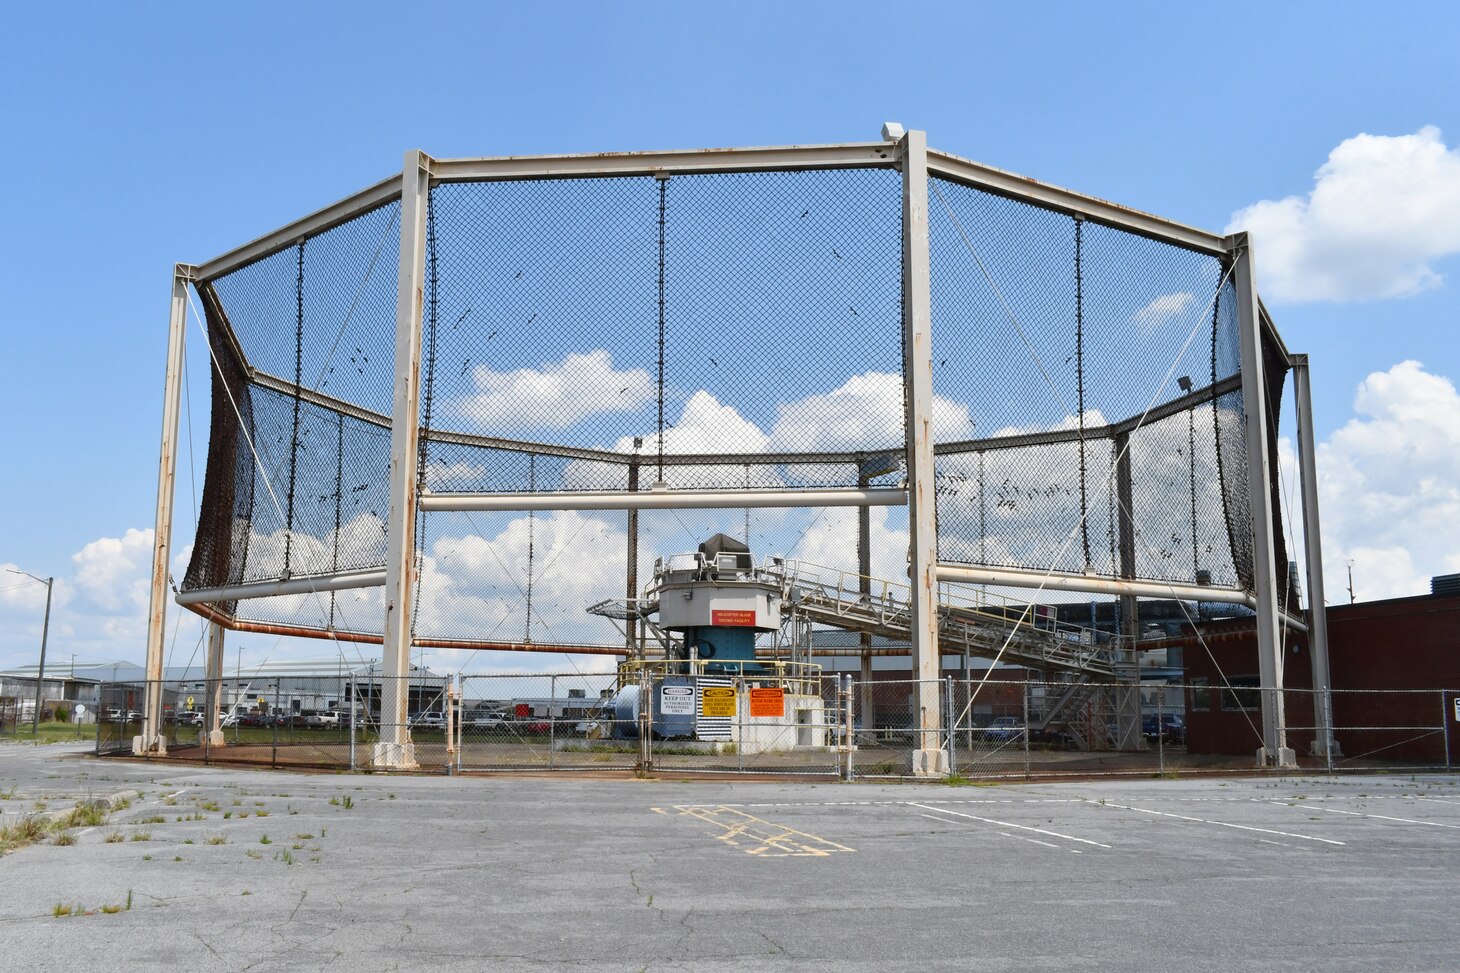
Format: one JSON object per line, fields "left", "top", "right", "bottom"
{"left": 8, "top": 570, "right": 54, "bottom": 737}
{"left": 1347, "top": 560, "right": 1356, "bottom": 605}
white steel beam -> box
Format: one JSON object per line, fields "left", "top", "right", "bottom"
{"left": 927, "top": 150, "right": 1226, "bottom": 257}
{"left": 902, "top": 130, "right": 948, "bottom": 777}
{"left": 936, "top": 563, "right": 1255, "bottom": 607}
{"left": 195, "top": 174, "right": 402, "bottom": 283}
{"left": 1230, "top": 232, "right": 1295, "bottom": 768}
{"left": 374, "top": 150, "right": 431, "bottom": 770}
{"left": 430, "top": 142, "right": 897, "bottom": 183}
{"left": 137, "top": 266, "right": 190, "bottom": 756}
{"left": 1292, "top": 353, "right": 1336, "bottom": 759}
{"left": 176, "top": 569, "right": 387, "bottom": 606}
{"left": 418, "top": 488, "right": 906, "bottom": 512}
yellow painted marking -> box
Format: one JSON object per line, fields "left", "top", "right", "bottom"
{"left": 672, "top": 805, "right": 855, "bottom": 857}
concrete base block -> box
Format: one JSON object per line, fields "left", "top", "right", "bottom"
{"left": 372, "top": 741, "right": 418, "bottom": 770}
{"left": 910, "top": 748, "right": 950, "bottom": 778}
{"left": 1256, "top": 746, "right": 1298, "bottom": 769}
{"left": 203, "top": 730, "right": 226, "bottom": 748}
{"left": 131, "top": 735, "right": 166, "bottom": 756}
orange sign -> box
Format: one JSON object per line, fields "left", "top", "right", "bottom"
{"left": 712, "top": 609, "right": 756, "bottom": 626}
{"left": 748, "top": 687, "right": 784, "bottom": 718}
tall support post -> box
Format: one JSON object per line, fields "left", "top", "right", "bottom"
{"left": 1228, "top": 232, "right": 1295, "bottom": 768}
{"left": 857, "top": 469, "right": 876, "bottom": 732}
{"left": 626, "top": 452, "right": 640, "bottom": 656}
{"left": 1292, "top": 354, "right": 1336, "bottom": 759}
{"left": 374, "top": 150, "right": 431, "bottom": 770}
{"left": 1112, "top": 432, "right": 1146, "bottom": 752}
{"left": 203, "top": 622, "right": 226, "bottom": 747}
{"left": 136, "top": 265, "right": 192, "bottom": 755}
{"left": 900, "top": 130, "right": 947, "bottom": 776}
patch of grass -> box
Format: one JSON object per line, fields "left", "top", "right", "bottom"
{"left": 294, "top": 833, "right": 315, "bottom": 840}
{"left": 254, "top": 810, "right": 269, "bottom": 818}
{"left": 126, "top": 889, "right": 133, "bottom": 911}
{"left": 388, "top": 793, "right": 396, "bottom": 800}
{"left": 141, "top": 854, "right": 152, "bottom": 861}
{"left": 244, "top": 850, "right": 261, "bottom": 860}
{"left": 137, "top": 815, "right": 165, "bottom": 825}
{"left": 101, "top": 903, "right": 123, "bottom": 914}
{"left": 206, "top": 834, "right": 227, "bottom": 845}
{"left": 291, "top": 841, "right": 304, "bottom": 850}
{"left": 110, "top": 796, "right": 132, "bottom": 811}
{"left": 183, "top": 839, "right": 195, "bottom": 845}
{"left": 173, "top": 855, "right": 183, "bottom": 862}
{"left": 52, "top": 902, "right": 74, "bottom": 917}
{"left": 223, "top": 811, "right": 232, "bottom": 820}
{"left": 259, "top": 834, "right": 271, "bottom": 845}
{"left": 130, "top": 831, "right": 152, "bottom": 842}
{"left": 103, "top": 829, "right": 125, "bottom": 844}
{"left": 279, "top": 849, "right": 294, "bottom": 865}
{"left": 65, "top": 802, "right": 109, "bottom": 828}
{"left": 241, "top": 889, "right": 251, "bottom": 895}
{"left": 199, "top": 801, "right": 220, "bottom": 812}
{"left": 52, "top": 832, "right": 78, "bottom": 846}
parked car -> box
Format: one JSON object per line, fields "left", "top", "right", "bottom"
{"left": 412, "top": 711, "right": 447, "bottom": 730}
{"left": 177, "top": 711, "right": 205, "bottom": 727}
{"left": 464, "top": 711, "right": 506, "bottom": 729}
{"left": 981, "top": 717, "right": 1025, "bottom": 743}
{"left": 1142, "top": 714, "right": 1186, "bottom": 744}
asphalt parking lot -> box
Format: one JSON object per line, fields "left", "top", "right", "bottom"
{"left": 1, "top": 742, "right": 1457, "bottom": 971}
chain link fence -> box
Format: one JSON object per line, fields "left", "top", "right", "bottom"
{"left": 95, "top": 676, "right": 1459, "bottom": 778}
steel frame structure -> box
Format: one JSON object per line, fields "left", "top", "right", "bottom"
{"left": 141, "top": 130, "right": 1329, "bottom": 773}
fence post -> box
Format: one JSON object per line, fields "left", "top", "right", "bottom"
{"left": 272, "top": 681, "right": 280, "bottom": 769}
{"left": 945, "top": 677, "right": 956, "bottom": 775}
{"left": 349, "top": 681, "right": 357, "bottom": 772}
{"left": 549, "top": 675, "right": 557, "bottom": 771}
{"left": 1442, "top": 691, "right": 1451, "bottom": 773}
{"left": 1022, "top": 679, "right": 1031, "bottom": 781}
{"left": 1156, "top": 682, "right": 1164, "bottom": 777}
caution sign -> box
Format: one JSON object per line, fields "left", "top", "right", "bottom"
{"left": 711, "top": 609, "right": 756, "bottom": 627}
{"left": 701, "top": 685, "right": 737, "bottom": 718}
{"left": 748, "top": 687, "right": 784, "bottom": 718}
{"left": 186, "top": 696, "right": 195, "bottom": 710}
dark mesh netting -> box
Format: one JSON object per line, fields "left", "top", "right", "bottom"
{"left": 927, "top": 175, "right": 1270, "bottom": 591}
{"left": 178, "top": 151, "right": 1292, "bottom": 654}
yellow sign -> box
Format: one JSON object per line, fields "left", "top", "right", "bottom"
{"left": 186, "top": 696, "right": 195, "bottom": 709}
{"left": 257, "top": 697, "right": 267, "bottom": 710}
{"left": 700, "top": 686, "right": 736, "bottom": 718}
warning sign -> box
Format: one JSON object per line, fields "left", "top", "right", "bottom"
{"left": 661, "top": 684, "right": 694, "bottom": 716}
{"left": 748, "top": 687, "right": 784, "bottom": 718}
{"left": 701, "top": 686, "right": 737, "bottom": 718}
{"left": 186, "top": 696, "right": 195, "bottom": 710}
{"left": 711, "top": 609, "right": 756, "bottom": 627}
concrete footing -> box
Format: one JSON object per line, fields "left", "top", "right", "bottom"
{"left": 203, "top": 730, "right": 227, "bottom": 748}
{"left": 372, "top": 741, "right": 418, "bottom": 770}
{"left": 131, "top": 735, "right": 166, "bottom": 756}
{"left": 910, "top": 748, "right": 950, "bottom": 777}
{"left": 1256, "top": 746, "right": 1298, "bottom": 769}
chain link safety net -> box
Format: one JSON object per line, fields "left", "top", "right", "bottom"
{"left": 178, "top": 154, "right": 1292, "bottom": 659}
{"left": 927, "top": 176, "right": 1289, "bottom": 593}
{"left": 179, "top": 168, "right": 908, "bottom": 652}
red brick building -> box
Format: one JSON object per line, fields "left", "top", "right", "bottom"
{"left": 1181, "top": 590, "right": 1460, "bottom": 763}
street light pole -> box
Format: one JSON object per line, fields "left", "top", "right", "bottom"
{"left": 8, "top": 570, "right": 54, "bottom": 737}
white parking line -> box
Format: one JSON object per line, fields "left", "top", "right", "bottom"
{"left": 910, "top": 802, "right": 1111, "bottom": 849}
{"left": 1414, "top": 796, "right": 1460, "bottom": 808}
{"left": 1089, "top": 799, "right": 1345, "bottom": 846}
{"left": 915, "top": 813, "right": 1075, "bottom": 852}
{"left": 1272, "top": 802, "right": 1460, "bottom": 831}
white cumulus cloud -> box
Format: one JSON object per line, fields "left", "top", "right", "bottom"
{"left": 460, "top": 350, "right": 654, "bottom": 430}
{"left": 1132, "top": 292, "right": 1195, "bottom": 333}
{"left": 1226, "top": 126, "right": 1460, "bottom": 302}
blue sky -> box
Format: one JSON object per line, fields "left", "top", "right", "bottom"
{"left": 2, "top": 1, "right": 1459, "bottom": 670}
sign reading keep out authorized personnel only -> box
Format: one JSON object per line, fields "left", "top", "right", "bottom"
{"left": 700, "top": 686, "right": 737, "bottom": 718}
{"left": 661, "top": 684, "right": 694, "bottom": 716}
{"left": 748, "top": 687, "right": 784, "bottom": 718}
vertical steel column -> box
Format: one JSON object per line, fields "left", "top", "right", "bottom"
{"left": 1229, "top": 232, "right": 1294, "bottom": 767}
{"left": 374, "top": 151, "right": 431, "bottom": 770}
{"left": 137, "top": 265, "right": 192, "bottom": 755}
{"left": 627, "top": 454, "right": 640, "bottom": 656}
{"left": 203, "top": 622, "right": 226, "bottom": 747}
{"left": 1292, "top": 354, "right": 1336, "bottom": 760}
{"left": 857, "top": 469, "right": 876, "bottom": 731}
{"left": 901, "top": 130, "right": 947, "bottom": 777}
{"left": 1113, "top": 431, "right": 1146, "bottom": 752}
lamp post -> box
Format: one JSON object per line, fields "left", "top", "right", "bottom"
{"left": 8, "top": 569, "right": 54, "bottom": 736}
